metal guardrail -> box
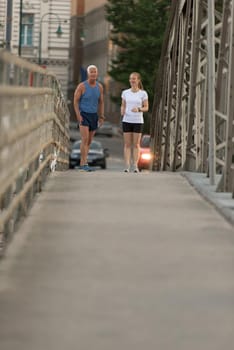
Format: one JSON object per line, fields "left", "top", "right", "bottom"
{"left": 151, "top": 0, "right": 234, "bottom": 198}
{"left": 0, "top": 50, "right": 70, "bottom": 253}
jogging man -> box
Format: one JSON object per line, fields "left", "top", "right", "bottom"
{"left": 74, "top": 65, "right": 105, "bottom": 171}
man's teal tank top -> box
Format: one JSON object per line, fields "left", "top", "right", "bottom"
{"left": 79, "top": 81, "right": 100, "bottom": 113}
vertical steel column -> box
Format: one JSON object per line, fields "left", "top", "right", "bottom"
{"left": 172, "top": 0, "right": 192, "bottom": 171}
{"left": 224, "top": 0, "right": 234, "bottom": 192}
{"left": 207, "top": 0, "right": 216, "bottom": 185}
{"left": 151, "top": 0, "right": 177, "bottom": 171}
{"left": 216, "top": 0, "right": 231, "bottom": 191}
{"left": 184, "top": 0, "right": 203, "bottom": 171}
{"left": 162, "top": 5, "right": 180, "bottom": 170}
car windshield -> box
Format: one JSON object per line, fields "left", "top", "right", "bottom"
{"left": 140, "top": 135, "right": 151, "bottom": 148}
{"left": 72, "top": 142, "right": 81, "bottom": 150}
{"left": 90, "top": 142, "right": 102, "bottom": 150}
{"left": 72, "top": 141, "right": 102, "bottom": 151}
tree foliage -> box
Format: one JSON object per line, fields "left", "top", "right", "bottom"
{"left": 105, "top": 0, "right": 171, "bottom": 112}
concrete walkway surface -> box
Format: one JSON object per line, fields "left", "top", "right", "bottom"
{"left": 0, "top": 170, "right": 234, "bottom": 350}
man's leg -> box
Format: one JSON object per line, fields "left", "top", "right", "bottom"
{"left": 79, "top": 125, "right": 90, "bottom": 166}
{"left": 88, "top": 130, "right": 96, "bottom": 147}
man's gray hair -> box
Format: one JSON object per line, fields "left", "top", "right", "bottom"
{"left": 87, "top": 65, "right": 98, "bottom": 73}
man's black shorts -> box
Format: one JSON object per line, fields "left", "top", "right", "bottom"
{"left": 122, "top": 122, "right": 143, "bottom": 133}
{"left": 80, "top": 111, "right": 98, "bottom": 131}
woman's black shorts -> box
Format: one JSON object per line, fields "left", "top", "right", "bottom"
{"left": 122, "top": 122, "right": 143, "bottom": 133}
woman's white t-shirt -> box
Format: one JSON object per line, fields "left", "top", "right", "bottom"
{"left": 121, "top": 88, "right": 148, "bottom": 124}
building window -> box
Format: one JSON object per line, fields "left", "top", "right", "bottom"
{"left": 21, "top": 14, "right": 34, "bottom": 46}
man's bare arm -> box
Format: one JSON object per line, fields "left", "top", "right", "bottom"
{"left": 98, "top": 83, "right": 105, "bottom": 125}
{"left": 73, "top": 83, "right": 84, "bottom": 123}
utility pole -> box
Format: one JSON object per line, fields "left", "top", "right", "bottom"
{"left": 6, "top": 0, "right": 13, "bottom": 50}
{"left": 18, "top": 0, "right": 23, "bottom": 56}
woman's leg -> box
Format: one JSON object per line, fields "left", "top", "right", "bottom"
{"left": 123, "top": 132, "right": 132, "bottom": 170}
{"left": 133, "top": 132, "right": 142, "bottom": 169}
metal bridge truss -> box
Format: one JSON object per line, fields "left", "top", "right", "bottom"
{"left": 151, "top": 0, "right": 234, "bottom": 196}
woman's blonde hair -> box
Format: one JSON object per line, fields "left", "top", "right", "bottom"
{"left": 130, "top": 72, "right": 144, "bottom": 89}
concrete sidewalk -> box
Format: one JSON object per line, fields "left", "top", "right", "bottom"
{"left": 0, "top": 170, "right": 234, "bottom": 350}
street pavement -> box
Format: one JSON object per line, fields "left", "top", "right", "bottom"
{"left": 0, "top": 168, "right": 234, "bottom": 350}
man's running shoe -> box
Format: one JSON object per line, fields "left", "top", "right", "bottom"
{"left": 79, "top": 164, "right": 93, "bottom": 172}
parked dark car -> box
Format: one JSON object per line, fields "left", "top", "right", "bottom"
{"left": 69, "top": 140, "right": 109, "bottom": 169}
{"left": 137, "top": 134, "right": 152, "bottom": 171}
{"left": 95, "top": 121, "right": 113, "bottom": 137}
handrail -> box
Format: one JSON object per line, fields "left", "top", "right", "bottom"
{"left": 0, "top": 49, "right": 70, "bottom": 253}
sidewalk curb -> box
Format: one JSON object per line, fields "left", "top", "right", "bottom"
{"left": 182, "top": 172, "right": 234, "bottom": 227}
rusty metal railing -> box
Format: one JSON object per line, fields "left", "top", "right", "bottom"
{"left": 0, "top": 50, "right": 70, "bottom": 254}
